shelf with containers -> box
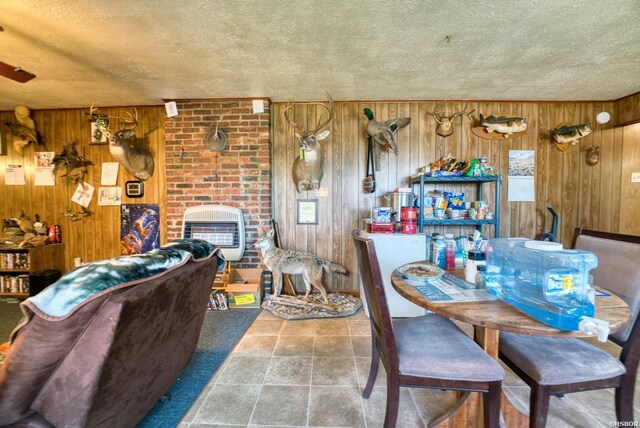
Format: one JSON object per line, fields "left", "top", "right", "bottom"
{"left": 0, "top": 244, "right": 65, "bottom": 298}
{"left": 410, "top": 174, "right": 501, "bottom": 236}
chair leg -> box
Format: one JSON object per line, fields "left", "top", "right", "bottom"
{"left": 384, "top": 371, "right": 400, "bottom": 428}
{"left": 363, "top": 338, "right": 380, "bottom": 399}
{"left": 615, "top": 377, "right": 635, "bottom": 422}
{"left": 483, "top": 382, "right": 501, "bottom": 428}
{"left": 529, "top": 384, "right": 551, "bottom": 428}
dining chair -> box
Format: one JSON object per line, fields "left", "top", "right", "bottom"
{"left": 351, "top": 229, "right": 504, "bottom": 428}
{"left": 498, "top": 228, "right": 640, "bottom": 427}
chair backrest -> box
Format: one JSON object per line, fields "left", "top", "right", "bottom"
{"left": 351, "top": 229, "right": 399, "bottom": 366}
{"left": 572, "top": 228, "right": 640, "bottom": 343}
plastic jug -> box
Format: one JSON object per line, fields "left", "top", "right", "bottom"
{"left": 485, "top": 238, "right": 609, "bottom": 339}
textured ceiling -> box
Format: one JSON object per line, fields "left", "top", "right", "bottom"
{"left": 0, "top": 0, "right": 639, "bottom": 110}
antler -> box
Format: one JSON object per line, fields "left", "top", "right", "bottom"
{"left": 310, "top": 90, "right": 333, "bottom": 134}
{"left": 426, "top": 103, "right": 445, "bottom": 124}
{"left": 87, "top": 105, "right": 138, "bottom": 132}
{"left": 283, "top": 91, "right": 334, "bottom": 135}
{"left": 283, "top": 99, "right": 302, "bottom": 134}
{"left": 120, "top": 107, "right": 138, "bottom": 131}
{"left": 449, "top": 104, "right": 476, "bottom": 120}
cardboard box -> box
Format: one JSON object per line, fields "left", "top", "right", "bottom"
{"left": 225, "top": 268, "right": 263, "bottom": 308}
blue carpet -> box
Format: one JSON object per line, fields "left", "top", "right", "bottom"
{"left": 138, "top": 308, "right": 260, "bottom": 427}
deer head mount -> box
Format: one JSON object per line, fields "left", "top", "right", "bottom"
{"left": 283, "top": 91, "right": 334, "bottom": 193}
{"left": 426, "top": 103, "right": 475, "bottom": 138}
{"left": 89, "top": 105, "right": 155, "bottom": 181}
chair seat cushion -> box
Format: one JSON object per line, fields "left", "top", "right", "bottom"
{"left": 500, "top": 331, "right": 626, "bottom": 385}
{"left": 393, "top": 315, "right": 504, "bottom": 382}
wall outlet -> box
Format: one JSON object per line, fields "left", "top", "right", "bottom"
{"left": 632, "top": 172, "right": 640, "bottom": 183}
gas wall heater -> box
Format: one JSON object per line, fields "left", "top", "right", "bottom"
{"left": 181, "top": 205, "right": 245, "bottom": 261}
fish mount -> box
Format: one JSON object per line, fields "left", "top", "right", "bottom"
{"left": 471, "top": 114, "right": 528, "bottom": 140}
{"left": 552, "top": 123, "right": 593, "bottom": 152}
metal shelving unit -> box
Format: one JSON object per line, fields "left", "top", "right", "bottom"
{"left": 410, "top": 174, "right": 501, "bottom": 236}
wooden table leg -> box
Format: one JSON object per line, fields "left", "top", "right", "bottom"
{"left": 428, "top": 326, "right": 530, "bottom": 427}
{"left": 475, "top": 326, "right": 529, "bottom": 428}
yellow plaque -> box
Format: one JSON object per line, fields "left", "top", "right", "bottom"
{"left": 234, "top": 293, "right": 255, "bottom": 305}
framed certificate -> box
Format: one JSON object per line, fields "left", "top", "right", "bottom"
{"left": 297, "top": 199, "right": 319, "bottom": 225}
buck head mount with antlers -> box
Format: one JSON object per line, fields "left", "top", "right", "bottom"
{"left": 89, "top": 105, "right": 155, "bottom": 181}
{"left": 426, "top": 103, "right": 475, "bottom": 138}
{"left": 284, "top": 91, "right": 333, "bottom": 193}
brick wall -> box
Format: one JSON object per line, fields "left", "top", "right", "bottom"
{"left": 164, "top": 99, "right": 271, "bottom": 267}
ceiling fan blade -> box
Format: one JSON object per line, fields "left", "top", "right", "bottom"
{"left": 0, "top": 61, "right": 36, "bottom": 83}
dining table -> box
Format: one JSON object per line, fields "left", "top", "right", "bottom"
{"left": 391, "top": 261, "right": 631, "bottom": 428}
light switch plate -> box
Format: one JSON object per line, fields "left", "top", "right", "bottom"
{"left": 632, "top": 172, "right": 640, "bottom": 183}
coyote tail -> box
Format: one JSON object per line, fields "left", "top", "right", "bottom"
{"left": 323, "top": 260, "right": 348, "bottom": 275}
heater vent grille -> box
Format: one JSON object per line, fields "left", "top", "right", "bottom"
{"left": 181, "top": 205, "right": 245, "bottom": 261}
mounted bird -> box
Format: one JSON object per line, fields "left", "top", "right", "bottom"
{"left": 363, "top": 108, "right": 410, "bottom": 171}
{"left": 52, "top": 142, "right": 93, "bottom": 184}
{"left": 3, "top": 105, "right": 40, "bottom": 156}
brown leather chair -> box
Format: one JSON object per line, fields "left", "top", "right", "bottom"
{"left": 351, "top": 229, "right": 504, "bottom": 428}
{"left": 499, "top": 228, "right": 640, "bottom": 427}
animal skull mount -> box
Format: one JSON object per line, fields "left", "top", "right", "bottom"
{"left": 426, "top": 103, "right": 475, "bottom": 138}
{"left": 586, "top": 146, "right": 600, "bottom": 166}
{"left": 284, "top": 91, "right": 334, "bottom": 193}
{"left": 89, "top": 105, "right": 155, "bottom": 181}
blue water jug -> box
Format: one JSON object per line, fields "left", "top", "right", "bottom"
{"left": 485, "top": 238, "right": 608, "bottom": 338}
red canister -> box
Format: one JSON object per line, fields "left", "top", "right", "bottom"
{"left": 54, "top": 225, "right": 62, "bottom": 243}
{"left": 400, "top": 207, "right": 417, "bottom": 221}
{"left": 400, "top": 221, "right": 416, "bottom": 234}
{"left": 48, "top": 224, "right": 56, "bottom": 243}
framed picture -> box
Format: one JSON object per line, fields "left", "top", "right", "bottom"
{"left": 297, "top": 199, "right": 319, "bottom": 225}
{"left": 90, "top": 120, "right": 109, "bottom": 144}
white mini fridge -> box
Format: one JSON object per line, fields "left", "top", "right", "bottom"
{"left": 359, "top": 231, "right": 427, "bottom": 318}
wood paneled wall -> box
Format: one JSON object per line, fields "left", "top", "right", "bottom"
{"left": 272, "top": 100, "right": 640, "bottom": 292}
{"left": 615, "top": 92, "right": 640, "bottom": 127}
{"left": 0, "top": 106, "right": 166, "bottom": 272}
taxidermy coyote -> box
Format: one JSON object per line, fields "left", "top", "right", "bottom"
{"left": 255, "top": 228, "right": 347, "bottom": 303}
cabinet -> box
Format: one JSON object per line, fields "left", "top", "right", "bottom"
{"left": 0, "top": 244, "right": 65, "bottom": 298}
{"left": 410, "top": 174, "right": 501, "bottom": 237}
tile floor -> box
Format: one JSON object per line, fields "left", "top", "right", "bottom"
{"left": 179, "top": 309, "right": 635, "bottom": 427}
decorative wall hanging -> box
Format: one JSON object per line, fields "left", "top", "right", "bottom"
{"left": 586, "top": 146, "right": 600, "bottom": 166}
{"left": 363, "top": 107, "right": 411, "bottom": 171}
{"left": 284, "top": 91, "right": 333, "bottom": 193}
{"left": 472, "top": 114, "right": 528, "bottom": 140}
{"left": 206, "top": 123, "right": 227, "bottom": 151}
{"left": 552, "top": 123, "right": 592, "bottom": 151}
{"left": 297, "top": 199, "right": 319, "bottom": 225}
{"left": 120, "top": 204, "right": 159, "bottom": 255}
{"left": 426, "top": 103, "right": 475, "bottom": 138}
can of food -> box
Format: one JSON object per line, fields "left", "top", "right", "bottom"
{"left": 400, "top": 207, "right": 417, "bottom": 221}
{"left": 48, "top": 224, "right": 57, "bottom": 243}
{"left": 468, "top": 208, "right": 477, "bottom": 219}
{"left": 434, "top": 208, "right": 445, "bottom": 219}
{"left": 400, "top": 221, "right": 416, "bottom": 234}
{"left": 54, "top": 225, "right": 62, "bottom": 243}
{"left": 74, "top": 257, "right": 83, "bottom": 267}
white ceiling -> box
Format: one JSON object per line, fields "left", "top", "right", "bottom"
{"left": 1, "top": 0, "right": 639, "bottom": 111}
